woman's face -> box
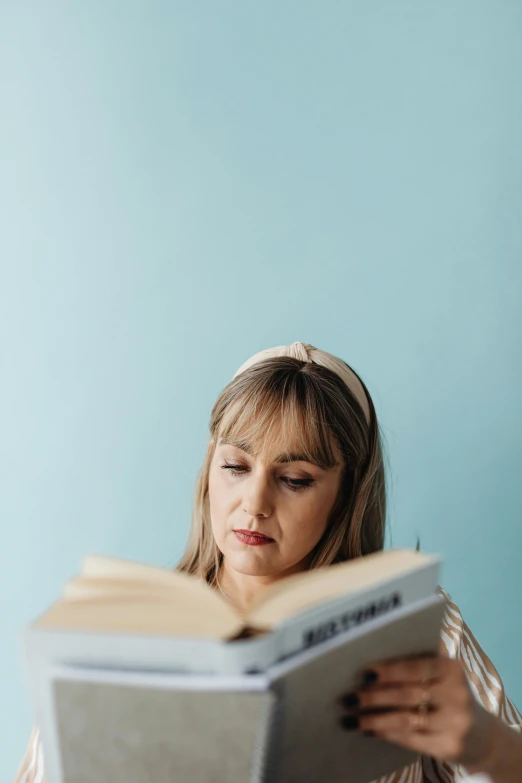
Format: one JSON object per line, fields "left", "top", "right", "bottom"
{"left": 208, "top": 433, "right": 344, "bottom": 578}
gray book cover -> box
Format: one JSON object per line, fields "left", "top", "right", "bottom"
{"left": 53, "top": 680, "right": 276, "bottom": 783}
{"left": 269, "top": 598, "right": 445, "bottom": 783}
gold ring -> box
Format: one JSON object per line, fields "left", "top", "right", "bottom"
{"left": 409, "top": 709, "right": 428, "bottom": 733}
{"left": 418, "top": 686, "right": 433, "bottom": 713}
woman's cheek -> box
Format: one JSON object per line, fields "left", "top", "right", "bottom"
{"left": 208, "top": 485, "right": 227, "bottom": 544}
{"left": 284, "top": 511, "right": 326, "bottom": 553}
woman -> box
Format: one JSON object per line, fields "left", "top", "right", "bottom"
{"left": 15, "top": 342, "right": 522, "bottom": 782}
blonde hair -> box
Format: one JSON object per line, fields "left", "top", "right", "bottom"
{"left": 177, "top": 342, "right": 386, "bottom": 584}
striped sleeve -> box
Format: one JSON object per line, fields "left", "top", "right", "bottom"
{"left": 437, "top": 587, "right": 522, "bottom": 728}
{"left": 13, "top": 726, "right": 46, "bottom": 783}
{"left": 421, "top": 586, "right": 522, "bottom": 782}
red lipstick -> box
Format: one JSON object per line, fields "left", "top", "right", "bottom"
{"left": 233, "top": 530, "right": 274, "bottom": 546}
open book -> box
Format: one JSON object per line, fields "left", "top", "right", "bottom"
{"left": 32, "top": 548, "right": 440, "bottom": 667}
{"left": 22, "top": 549, "right": 446, "bottom": 783}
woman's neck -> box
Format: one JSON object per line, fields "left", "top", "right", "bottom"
{"left": 216, "top": 556, "right": 311, "bottom": 614}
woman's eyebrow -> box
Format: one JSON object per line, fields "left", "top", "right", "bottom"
{"left": 218, "top": 438, "right": 334, "bottom": 468}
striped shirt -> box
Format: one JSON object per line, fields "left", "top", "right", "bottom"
{"left": 13, "top": 587, "right": 522, "bottom": 783}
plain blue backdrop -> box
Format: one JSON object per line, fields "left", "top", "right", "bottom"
{"left": 1, "top": 1, "right": 521, "bottom": 778}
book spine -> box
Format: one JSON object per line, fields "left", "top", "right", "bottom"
{"left": 250, "top": 683, "right": 285, "bottom": 783}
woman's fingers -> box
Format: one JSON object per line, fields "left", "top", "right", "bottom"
{"left": 340, "top": 659, "right": 471, "bottom": 718}
{"left": 360, "top": 654, "right": 445, "bottom": 686}
{"left": 356, "top": 705, "right": 471, "bottom": 737}
{"left": 343, "top": 681, "right": 441, "bottom": 711}
{"left": 336, "top": 654, "right": 493, "bottom": 767}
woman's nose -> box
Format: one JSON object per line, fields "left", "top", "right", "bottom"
{"left": 241, "top": 473, "right": 273, "bottom": 519}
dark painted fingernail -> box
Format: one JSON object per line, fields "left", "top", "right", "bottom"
{"left": 339, "top": 714, "right": 359, "bottom": 730}
{"left": 362, "top": 669, "right": 378, "bottom": 684}
{"left": 340, "top": 692, "right": 360, "bottom": 708}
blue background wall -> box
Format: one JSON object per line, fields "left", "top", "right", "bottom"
{"left": 2, "top": 1, "right": 521, "bottom": 777}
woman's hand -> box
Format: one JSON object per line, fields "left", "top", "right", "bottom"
{"left": 338, "top": 645, "right": 505, "bottom": 773}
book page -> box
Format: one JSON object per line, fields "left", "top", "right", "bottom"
{"left": 36, "top": 593, "right": 242, "bottom": 639}
{"left": 245, "top": 549, "right": 440, "bottom": 629}
{"left": 35, "top": 550, "right": 438, "bottom": 640}
{"left": 36, "top": 556, "right": 243, "bottom": 638}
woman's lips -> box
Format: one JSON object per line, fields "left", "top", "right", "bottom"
{"left": 233, "top": 530, "right": 274, "bottom": 546}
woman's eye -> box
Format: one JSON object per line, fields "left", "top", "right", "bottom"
{"left": 221, "top": 464, "right": 314, "bottom": 492}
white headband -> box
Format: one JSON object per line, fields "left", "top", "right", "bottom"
{"left": 232, "top": 341, "right": 371, "bottom": 425}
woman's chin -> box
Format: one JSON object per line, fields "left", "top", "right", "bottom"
{"left": 223, "top": 547, "right": 309, "bottom": 579}
{"left": 224, "top": 548, "right": 283, "bottom": 577}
